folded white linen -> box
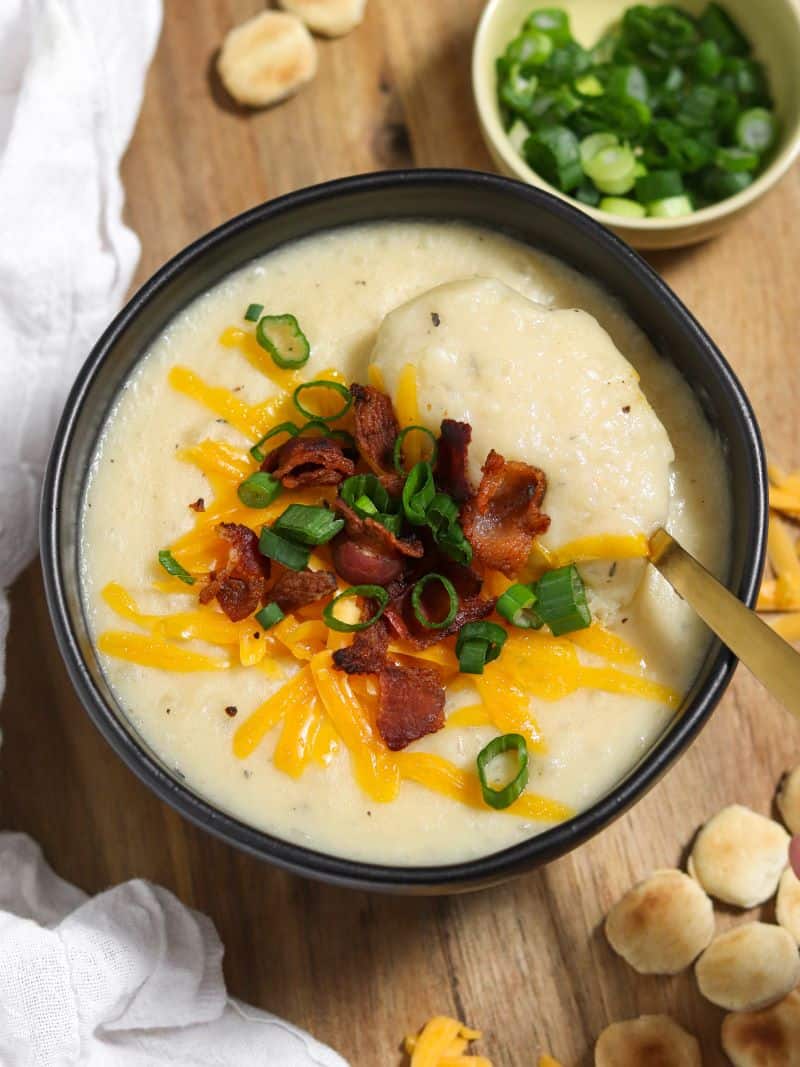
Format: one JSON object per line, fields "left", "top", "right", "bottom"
{"left": 0, "top": 834, "right": 347, "bottom": 1066}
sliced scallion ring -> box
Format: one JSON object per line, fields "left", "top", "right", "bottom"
{"left": 237, "top": 471, "right": 283, "bottom": 509}
{"left": 157, "top": 549, "right": 195, "bottom": 586}
{"left": 250, "top": 421, "right": 299, "bottom": 463}
{"left": 255, "top": 313, "right": 310, "bottom": 370}
{"left": 272, "top": 503, "right": 344, "bottom": 546}
{"left": 258, "top": 527, "right": 311, "bottom": 571}
{"left": 583, "top": 144, "right": 637, "bottom": 195}
{"left": 244, "top": 302, "right": 264, "bottom": 323}
{"left": 496, "top": 583, "right": 543, "bottom": 629}
{"left": 402, "top": 461, "right": 436, "bottom": 525}
{"left": 323, "top": 585, "right": 389, "bottom": 633}
{"left": 477, "top": 733, "right": 529, "bottom": 810}
{"left": 255, "top": 602, "right": 284, "bottom": 629}
{"left": 393, "top": 425, "right": 438, "bottom": 473}
{"left": 533, "top": 564, "right": 591, "bottom": 636}
{"left": 292, "top": 380, "right": 352, "bottom": 422}
{"left": 410, "top": 573, "right": 458, "bottom": 631}
{"left": 455, "top": 621, "right": 508, "bottom": 674}
{"left": 735, "top": 107, "right": 777, "bottom": 154}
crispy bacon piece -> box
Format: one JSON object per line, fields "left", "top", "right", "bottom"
{"left": 199, "top": 523, "right": 271, "bottom": 622}
{"left": 350, "top": 383, "right": 402, "bottom": 492}
{"left": 376, "top": 662, "right": 446, "bottom": 751}
{"left": 271, "top": 569, "right": 337, "bottom": 613}
{"left": 435, "top": 419, "right": 473, "bottom": 503}
{"left": 384, "top": 589, "right": 496, "bottom": 650}
{"left": 461, "top": 450, "right": 550, "bottom": 577}
{"left": 332, "top": 618, "right": 390, "bottom": 675}
{"left": 262, "top": 436, "right": 354, "bottom": 488}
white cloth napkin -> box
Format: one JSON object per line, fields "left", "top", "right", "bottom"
{"left": 0, "top": 834, "right": 347, "bottom": 1066}
{"left": 0, "top": 4, "right": 348, "bottom": 1064}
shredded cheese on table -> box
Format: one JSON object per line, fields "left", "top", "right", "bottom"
{"left": 94, "top": 318, "right": 686, "bottom": 823}
{"left": 758, "top": 464, "right": 800, "bottom": 639}
{"left": 404, "top": 1016, "right": 490, "bottom": 1067}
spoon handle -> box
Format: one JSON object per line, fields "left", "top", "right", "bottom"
{"left": 649, "top": 528, "right": 800, "bottom": 719}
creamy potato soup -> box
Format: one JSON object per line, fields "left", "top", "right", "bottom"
{"left": 81, "top": 221, "right": 731, "bottom": 866}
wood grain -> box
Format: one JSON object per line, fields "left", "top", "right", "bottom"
{"left": 2, "top": 2, "right": 799, "bottom": 1064}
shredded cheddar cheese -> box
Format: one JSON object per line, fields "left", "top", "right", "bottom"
{"left": 396, "top": 362, "right": 422, "bottom": 463}
{"left": 97, "top": 630, "right": 230, "bottom": 672}
{"left": 550, "top": 533, "right": 649, "bottom": 567}
{"left": 538, "top": 1057, "right": 565, "bottom": 1067}
{"left": 404, "top": 1016, "right": 490, "bottom": 1067}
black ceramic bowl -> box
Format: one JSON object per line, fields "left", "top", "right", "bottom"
{"left": 41, "top": 169, "right": 766, "bottom": 894}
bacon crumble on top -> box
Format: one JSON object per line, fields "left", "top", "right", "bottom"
{"left": 270, "top": 568, "right": 337, "bottom": 614}
{"left": 460, "top": 450, "right": 550, "bottom": 577}
{"left": 435, "top": 419, "right": 473, "bottom": 504}
{"left": 261, "top": 435, "right": 355, "bottom": 488}
{"left": 199, "top": 522, "right": 271, "bottom": 622}
{"left": 350, "top": 383, "right": 403, "bottom": 493}
{"left": 376, "top": 662, "right": 446, "bottom": 751}
{"left": 332, "top": 617, "right": 391, "bottom": 674}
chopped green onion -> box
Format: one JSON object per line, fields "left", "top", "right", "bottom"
{"left": 574, "top": 73, "right": 604, "bottom": 97}
{"left": 606, "top": 64, "right": 649, "bottom": 106}
{"left": 272, "top": 504, "right": 344, "bottom": 546}
{"left": 250, "top": 421, "right": 299, "bottom": 463}
{"left": 410, "top": 573, "right": 458, "bottom": 630}
{"left": 524, "top": 124, "right": 583, "bottom": 192}
{"left": 496, "top": 583, "right": 543, "bottom": 629}
{"left": 435, "top": 525, "right": 473, "bottom": 567}
{"left": 579, "top": 131, "right": 618, "bottom": 166}
{"left": 505, "top": 29, "right": 553, "bottom": 68}
{"left": 393, "top": 425, "right": 438, "bottom": 473}
{"left": 533, "top": 564, "right": 591, "bottom": 635}
{"left": 244, "top": 303, "right": 264, "bottom": 322}
{"left": 255, "top": 602, "right": 284, "bottom": 629}
{"left": 477, "top": 733, "right": 529, "bottom": 810}
{"left": 455, "top": 621, "right": 508, "bottom": 674}
{"left": 292, "top": 380, "right": 352, "bottom": 422}
{"left": 583, "top": 144, "right": 637, "bottom": 194}
{"left": 697, "top": 2, "right": 749, "bottom": 57}
{"left": 426, "top": 492, "right": 459, "bottom": 534}
{"left": 402, "top": 461, "right": 436, "bottom": 525}
{"left": 354, "top": 494, "right": 378, "bottom": 515}
{"left": 296, "top": 419, "right": 331, "bottom": 437}
{"left": 237, "top": 471, "right": 283, "bottom": 509}
{"left": 635, "top": 169, "right": 684, "bottom": 202}
{"left": 700, "top": 167, "right": 753, "bottom": 200}
{"left": 715, "top": 146, "right": 759, "bottom": 172}
{"left": 255, "top": 313, "right": 310, "bottom": 370}
{"left": 647, "top": 194, "right": 693, "bottom": 218}
{"left": 500, "top": 62, "right": 539, "bottom": 114}
{"left": 599, "top": 196, "right": 647, "bottom": 218}
{"left": 258, "top": 528, "right": 311, "bottom": 571}
{"left": 457, "top": 638, "right": 492, "bottom": 675}
{"left": 157, "top": 549, "right": 195, "bottom": 585}
{"left": 693, "top": 39, "right": 723, "bottom": 80}
{"left": 322, "top": 585, "right": 389, "bottom": 633}
{"left": 340, "top": 473, "right": 401, "bottom": 533}
{"left": 736, "top": 108, "right": 777, "bottom": 154}
{"left": 524, "top": 8, "right": 571, "bottom": 46}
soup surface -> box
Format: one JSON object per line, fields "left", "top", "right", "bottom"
{"left": 81, "top": 221, "right": 730, "bottom": 866}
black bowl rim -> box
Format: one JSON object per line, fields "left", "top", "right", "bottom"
{"left": 40, "top": 168, "right": 767, "bottom": 892}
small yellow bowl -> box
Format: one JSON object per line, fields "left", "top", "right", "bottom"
{"left": 473, "top": 0, "right": 800, "bottom": 249}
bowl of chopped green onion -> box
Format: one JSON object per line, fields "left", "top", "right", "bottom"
{"left": 473, "top": 0, "right": 800, "bottom": 248}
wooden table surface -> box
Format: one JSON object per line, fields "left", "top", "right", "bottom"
{"left": 2, "top": 2, "right": 799, "bottom": 1064}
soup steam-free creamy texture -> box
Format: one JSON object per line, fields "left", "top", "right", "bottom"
{"left": 81, "top": 221, "right": 731, "bottom": 866}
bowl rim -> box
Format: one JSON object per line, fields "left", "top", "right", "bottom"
{"left": 40, "top": 167, "right": 767, "bottom": 892}
{"left": 472, "top": 0, "right": 800, "bottom": 232}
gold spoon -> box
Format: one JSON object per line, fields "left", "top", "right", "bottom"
{"left": 649, "top": 528, "right": 800, "bottom": 717}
